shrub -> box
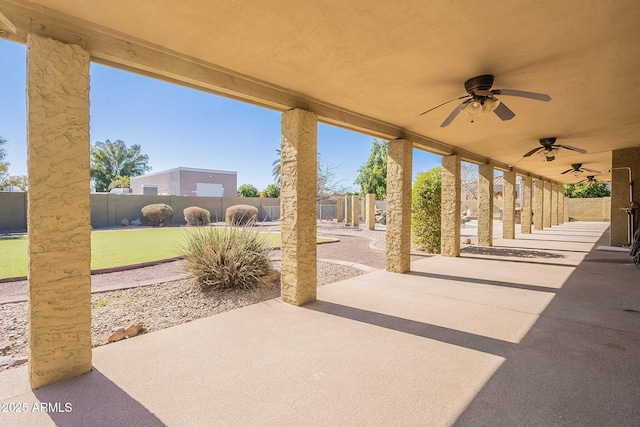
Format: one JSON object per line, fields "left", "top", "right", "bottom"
{"left": 412, "top": 167, "right": 441, "bottom": 253}
{"left": 141, "top": 203, "right": 173, "bottom": 226}
{"left": 184, "top": 206, "right": 211, "bottom": 226}
{"left": 225, "top": 204, "right": 258, "bottom": 226}
{"left": 180, "top": 227, "right": 273, "bottom": 291}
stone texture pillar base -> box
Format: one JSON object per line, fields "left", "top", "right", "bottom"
{"left": 280, "top": 109, "right": 317, "bottom": 305}
{"left": 521, "top": 176, "right": 533, "bottom": 234}
{"left": 477, "top": 164, "right": 493, "bottom": 246}
{"left": 386, "top": 139, "right": 412, "bottom": 273}
{"left": 27, "top": 34, "right": 92, "bottom": 389}
{"left": 503, "top": 170, "right": 516, "bottom": 239}
{"left": 441, "top": 155, "right": 461, "bottom": 257}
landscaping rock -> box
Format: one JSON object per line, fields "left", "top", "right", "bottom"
{"left": 0, "top": 356, "right": 27, "bottom": 368}
{"left": 463, "top": 238, "right": 471, "bottom": 244}
{"left": 108, "top": 327, "right": 126, "bottom": 342}
{"left": 131, "top": 218, "right": 142, "bottom": 226}
{"left": 125, "top": 323, "right": 143, "bottom": 338}
{"left": 121, "top": 218, "right": 130, "bottom": 226}
{"left": 0, "top": 341, "right": 11, "bottom": 354}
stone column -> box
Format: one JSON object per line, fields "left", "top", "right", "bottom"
{"left": 534, "top": 179, "right": 544, "bottom": 230}
{"left": 351, "top": 195, "right": 360, "bottom": 226}
{"left": 611, "top": 148, "right": 640, "bottom": 246}
{"left": 477, "top": 164, "right": 493, "bottom": 246}
{"left": 558, "top": 187, "right": 564, "bottom": 224}
{"left": 365, "top": 194, "right": 376, "bottom": 230}
{"left": 27, "top": 34, "right": 92, "bottom": 389}
{"left": 344, "top": 195, "right": 352, "bottom": 226}
{"left": 441, "top": 155, "right": 461, "bottom": 257}
{"left": 336, "top": 197, "right": 343, "bottom": 223}
{"left": 386, "top": 139, "right": 412, "bottom": 273}
{"left": 551, "top": 184, "right": 559, "bottom": 226}
{"left": 521, "top": 176, "right": 533, "bottom": 234}
{"left": 280, "top": 108, "right": 317, "bottom": 305}
{"left": 502, "top": 170, "right": 516, "bottom": 239}
{"left": 543, "top": 181, "right": 552, "bottom": 228}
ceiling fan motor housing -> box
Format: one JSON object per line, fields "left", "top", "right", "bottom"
{"left": 464, "top": 75, "right": 494, "bottom": 95}
{"left": 539, "top": 137, "right": 557, "bottom": 147}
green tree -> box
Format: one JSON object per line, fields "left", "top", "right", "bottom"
{"left": 564, "top": 183, "right": 611, "bottom": 198}
{"left": 3, "top": 175, "right": 28, "bottom": 191}
{"left": 354, "top": 138, "right": 388, "bottom": 199}
{"left": 261, "top": 183, "right": 280, "bottom": 198}
{"left": 412, "top": 167, "right": 442, "bottom": 254}
{"left": 237, "top": 184, "right": 260, "bottom": 197}
{"left": 90, "top": 139, "right": 151, "bottom": 192}
{"left": 0, "top": 135, "right": 9, "bottom": 185}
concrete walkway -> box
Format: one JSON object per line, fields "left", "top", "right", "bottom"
{"left": 2, "top": 222, "right": 639, "bottom": 426}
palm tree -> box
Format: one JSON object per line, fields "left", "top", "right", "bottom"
{"left": 108, "top": 175, "right": 130, "bottom": 190}
{"left": 272, "top": 149, "right": 281, "bottom": 186}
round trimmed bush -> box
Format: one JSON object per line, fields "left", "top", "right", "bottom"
{"left": 141, "top": 203, "right": 173, "bottom": 226}
{"left": 225, "top": 204, "right": 258, "bottom": 226}
{"left": 184, "top": 206, "right": 211, "bottom": 226}
{"left": 180, "top": 227, "right": 273, "bottom": 291}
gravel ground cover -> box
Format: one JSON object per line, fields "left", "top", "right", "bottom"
{"left": 0, "top": 260, "right": 365, "bottom": 372}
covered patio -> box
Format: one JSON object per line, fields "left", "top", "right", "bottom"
{"left": 2, "top": 221, "right": 639, "bottom": 425}
{"left": 0, "top": 1, "right": 639, "bottom": 424}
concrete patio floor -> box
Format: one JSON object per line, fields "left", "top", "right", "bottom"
{"left": 1, "top": 222, "right": 639, "bottom": 426}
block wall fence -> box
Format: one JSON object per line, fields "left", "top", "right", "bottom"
{"left": 0, "top": 193, "right": 386, "bottom": 233}
{"left": 0, "top": 193, "right": 279, "bottom": 232}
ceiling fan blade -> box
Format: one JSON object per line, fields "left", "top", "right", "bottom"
{"left": 582, "top": 167, "right": 601, "bottom": 174}
{"left": 523, "top": 146, "right": 543, "bottom": 157}
{"left": 493, "top": 101, "right": 516, "bottom": 121}
{"left": 556, "top": 144, "right": 587, "bottom": 154}
{"left": 493, "top": 89, "right": 551, "bottom": 102}
{"left": 560, "top": 169, "right": 573, "bottom": 174}
{"left": 577, "top": 178, "right": 588, "bottom": 183}
{"left": 420, "top": 95, "right": 470, "bottom": 116}
{"left": 440, "top": 102, "right": 468, "bottom": 127}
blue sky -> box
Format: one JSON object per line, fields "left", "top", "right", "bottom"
{"left": 0, "top": 39, "right": 441, "bottom": 192}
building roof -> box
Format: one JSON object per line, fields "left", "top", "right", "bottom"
{"left": 131, "top": 167, "right": 237, "bottom": 179}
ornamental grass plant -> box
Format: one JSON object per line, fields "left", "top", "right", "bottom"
{"left": 180, "top": 225, "right": 273, "bottom": 292}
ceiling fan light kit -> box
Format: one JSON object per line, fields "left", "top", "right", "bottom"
{"left": 522, "top": 137, "right": 587, "bottom": 162}
{"left": 420, "top": 74, "right": 551, "bottom": 127}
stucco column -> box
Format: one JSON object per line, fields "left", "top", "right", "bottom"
{"left": 611, "top": 148, "right": 640, "bottom": 246}
{"left": 551, "top": 184, "right": 559, "bottom": 226}
{"left": 534, "top": 179, "right": 544, "bottom": 230}
{"left": 344, "top": 195, "right": 352, "bottom": 225}
{"left": 351, "top": 195, "right": 360, "bottom": 226}
{"left": 502, "top": 170, "right": 516, "bottom": 239}
{"left": 336, "top": 197, "right": 343, "bottom": 222}
{"left": 543, "top": 181, "right": 552, "bottom": 228}
{"left": 557, "top": 186, "right": 564, "bottom": 224}
{"left": 521, "top": 176, "right": 533, "bottom": 234}
{"left": 564, "top": 197, "right": 569, "bottom": 222}
{"left": 477, "top": 164, "right": 493, "bottom": 246}
{"left": 365, "top": 194, "right": 376, "bottom": 230}
{"left": 27, "top": 34, "right": 92, "bottom": 389}
{"left": 280, "top": 108, "right": 317, "bottom": 305}
{"left": 441, "top": 155, "right": 461, "bottom": 257}
{"left": 386, "top": 139, "right": 412, "bottom": 273}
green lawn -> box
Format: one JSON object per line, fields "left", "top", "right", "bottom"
{"left": 0, "top": 228, "right": 331, "bottom": 279}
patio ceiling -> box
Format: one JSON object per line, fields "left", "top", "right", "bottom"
{"left": 2, "top": 0, "right": 639, "bottom": 183}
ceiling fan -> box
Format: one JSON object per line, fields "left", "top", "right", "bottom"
{"left": 577, "top": 175, "right": 599, "bottom": 184}
{"left": 420, "top": 74, "right": 551, "bottom": 127}
{"left": 522, "top": 137, "right": 587, "bottom": 162}
{"left": 560, "top": 163, "right": 601, "bottom": 176}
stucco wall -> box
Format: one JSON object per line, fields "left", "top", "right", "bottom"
{"left": 130, "top": 169, "right": 238, "bottom": 197}
{"left": 567, "top": 197, "right": 611, "bottom": 221}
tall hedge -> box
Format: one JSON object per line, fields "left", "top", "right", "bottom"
{"left": 412, "top": 167, "right": 442, "bottom": 253}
